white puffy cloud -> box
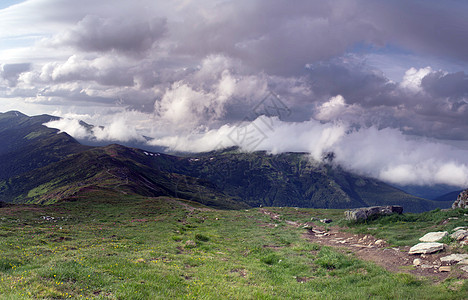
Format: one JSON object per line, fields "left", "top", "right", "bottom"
{"left": 400, "top": 66, "right": 433, "bottom": 92}
{"left": 43, "top": 118, "right": 90, "bottom": 139}
{"left": 315, "top": 95, "right": 348, "bottom": 121}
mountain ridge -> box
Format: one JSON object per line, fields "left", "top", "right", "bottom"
{"left": 0, "top": 111, "right": 456, "bottom": 212}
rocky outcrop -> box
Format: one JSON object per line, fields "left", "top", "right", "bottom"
{"left": 344, "top": 205, "right": 403, "bottom": 221}
{"left": 450, "top": 229, "right": 468, "bottom": 241}
{"left": 452, "top": 189, "right": 468, "bottom": 209}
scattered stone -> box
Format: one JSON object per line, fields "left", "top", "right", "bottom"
{"left": 419, "top": 231, "right": 448, "bottom": 242}
{"left": 440, "top": 254, "right": 468, "bottom": 264}
{"left": 439, "top": 266, "right": 451, "bottom": 272}
{"left": 420, "top": 264, "right": 433, "bottom": 269}
{"left": 375, "top": 240, "right": 385, "bottom": 246}
{"left": 351, "top": 244, "right": 372, "bottom": 248}
{"left": 413, "top": 258, "right": 422, "bottom": 266}
{"left": 320, "top": 218, "right": 332, "bottom": 224}
{"left": 458, "top": 259, "right": 468, "bottom": 265}
{"left": 450, "top": 229, "right": 468, "bottom": 241}
{"left": 452, "top": 189, "right": 468, "bottom": 209}
{"left": 344, "top": 205, "right": 403, "bottom": 221}
{"left": 286, "top": 220, "right": 299, "bottom": 226}
{"left": 409, "top": 242, "right": 444, "bottom": 254}
{"left": 461, "top": 266, "right": 468, "bottom": 273}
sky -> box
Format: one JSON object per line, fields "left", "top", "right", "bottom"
{"left": 1, "top": 0, "right": 468, "bottom": 188}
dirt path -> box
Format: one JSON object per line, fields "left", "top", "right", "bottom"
{"left": 257, "top": 208, "right": 467, "bottom": 282}
{"left": 304, "top": 226, "right": 468, "bottom": 282}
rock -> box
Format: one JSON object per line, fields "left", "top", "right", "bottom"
{"left": 419, "top": 231, "right": 448, "bottom": 242}
{"left": 409, "top": 242, "right": 444, "bottom": 254}
{"left": 450, "top": 229, "right": 468, "bottom": 241}
{"left": 440, "top": 254, "right": 468, "bottom": 263}
{"left": 458, "top": 259, "right": 468, "bottom": 265}
{"left": 344, "top": 205, "right": 403, "bottom": 221}
{"left": 375, "top": 239, "right": 385, "bottom": 246}
{"left": 420, "top": 264, "right": 433, "bottom": 269}
{"left": 461, "top": 266, "right": 468, "bottom": 273}
{"left": 452, "top": 189, "right": 468, "bottom": 209}
{"left": 439, "top": 266, "right": 451, "bottom": 272}
{"left": 413, "top": 258, "right": 422, "bottom": 266}
{"left": 453, "top": 226, "right": 467, "bottom": 231}
{"left": 320, "top": 218, "right": 332, "bottom": 224}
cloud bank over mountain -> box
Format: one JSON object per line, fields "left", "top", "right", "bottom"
{"left": 1, "top": 0, "right": 468, "bottom": 187}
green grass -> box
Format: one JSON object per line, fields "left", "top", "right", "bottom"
{"left": 0, "top": 191, "right": 466, "bottom": 299}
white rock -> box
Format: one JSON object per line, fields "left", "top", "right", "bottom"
{"left": 439, "top": 266, "right": 451, "bottom": 272}
{"left": 461, "top": 266, "right": 468, "bottom": 273}
{"left": 453, "top": 226, "right": 466, "bottom": 231}
{"left": 419, "top": 231, "right": 448, "bottom": 242}
{"left": 457, "top": 259, "right": 468, "bottom": 265}
{"left": 409, "top": 242, "right": 444, "bottom": 254}
{"left": 420, "top": 264, "right": 433, "bottom": 269}
{"left": 413, "top": 258, "right": 422, "bottom": 266}
{"left": 440, "top": 254, "right": 468, "bottom": 263}
{"left": 450, "top": 229, "right": 468, "bottom": 241}
{"left": 375, "top": 239, "right": 385, "bottom": 246}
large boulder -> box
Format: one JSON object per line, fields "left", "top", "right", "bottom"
{"left": 409, "top": 242, "right": 444, "bottom": 254}
{"left": 453, "top": 189, "right": 468, "bottom": 209}
{"left": 345, "top": 205, "right": 403, "bottom": 221}
{"left": 419, "top": 231, "right": 448, "bottom": 242}
{"left": 440, "top": 254, "right": 468, "bottom": 263}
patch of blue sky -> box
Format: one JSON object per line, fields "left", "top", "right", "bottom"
{"left": 0, "top": 0, "right": 26, "bottom": 10}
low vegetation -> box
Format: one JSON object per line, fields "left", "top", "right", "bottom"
{"left": 345, "top": 208, "right": 468, "bottom": 247}
{"left": 0, "top": 190, "right": 466, "bottom": 299}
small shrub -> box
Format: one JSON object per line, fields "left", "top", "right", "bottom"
{"left": 315, "top": 248, "right": 353, "bottom": 270}
{"left": 195, "top": 233, "right": 209, "bottom": 242}
{"left": 261, "top": 253, "right": 281, "bottom": 265}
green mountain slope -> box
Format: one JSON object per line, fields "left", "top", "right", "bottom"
{"left": 0, "top": 111, "right": 452, "bottom": 212}
{"left": 0, "top": 143, "right": 246, "bottom": 209}
{"left": 0, "top": 111, "right": 89, "bottom": 179}
{"left": 148, "top": 149, "right": 449, "bottom": 212}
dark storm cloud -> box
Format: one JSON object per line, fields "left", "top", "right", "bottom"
{"left": 421, "top": 71, "right": 468, "bottom": 99}
{"left": 51, "top": 15, "right": 167, "bottom": 55}
{"left": 171, "top": 0, "right": 383, "bottom": 76}
{"left": 0, "top": 63, "right": 30, "bottom": 86}
{"left": 366, "top": 0, "right": 468, "bottom": 63}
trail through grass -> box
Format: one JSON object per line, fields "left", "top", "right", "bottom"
{"left": 0, "top": 191, "right": 466, "bottom": 299}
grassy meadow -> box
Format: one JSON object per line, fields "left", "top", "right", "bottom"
{"left": 0, "top": 190, "right": 466, "bottom": 299}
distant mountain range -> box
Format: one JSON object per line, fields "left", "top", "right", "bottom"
{"left": 0, "top": 111, "right": 457, "bottom": 212}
